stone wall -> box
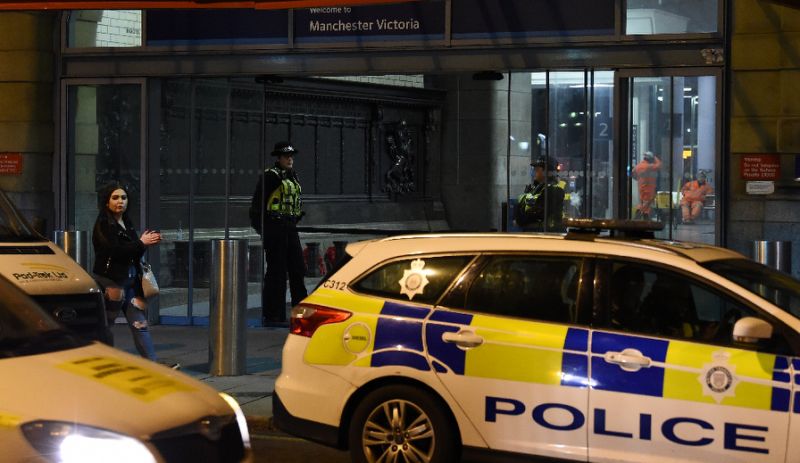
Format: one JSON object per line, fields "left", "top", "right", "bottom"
{"left": 0, "top": 12, "right": 55, "bottom": 234}
{"left": 730, "top": 0, "right": 800, "bottom": 278}
{"left": 435, "top": 73, "right": 532, "bottom": 231}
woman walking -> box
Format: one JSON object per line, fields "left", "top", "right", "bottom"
{"left": 92, "top": 182, "right": 165, "bottom": 362}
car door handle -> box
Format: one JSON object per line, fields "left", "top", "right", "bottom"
{"left": 442, "top": 331, "right": 484, "bottom": 349}
{"left": 604, "top": 348, "right": 651, "bottom": 372}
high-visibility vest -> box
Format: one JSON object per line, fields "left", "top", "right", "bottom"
{"left": 266, "top": 167, "right": 302, "bottom": 217}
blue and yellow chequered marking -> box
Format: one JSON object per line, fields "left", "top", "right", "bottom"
{"left": 591, "top": 330, "right": 793, "bottom": 412}
{"left": 794, "top": 359, "right": 800, "bottom": 414}
{"left": 426, "top": 311, "right": 589, "bottom": 388}
{"left": 663, "top": 341, "right": 788, "bottom": 412}
{"left": 303, "top": 292, "right": 796, "bottom": 415}
{"left": 371, "top": 301, "right": 430, "bottom": 371}
{"left": 303, "top": 290, "right": 430, "bottom": 370}
{"left": 302, "top": 289, "right": 383, "bottom": 366}
{"left": 592, "top": 332, "right": 668, "bottom": 397}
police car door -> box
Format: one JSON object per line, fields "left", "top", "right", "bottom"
{"left": 428, "top": 254, "right": 593, "bottom": 460}
{"left": 590, "top": 260, "right": 794, "bottom": 463}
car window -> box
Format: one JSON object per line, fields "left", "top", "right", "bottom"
{"left": 605, "top": 261, "right": 791, "bottom": 353}
{"left": 352, "top": 255, "right": 474, "bottom": 305}
{"left": 0, "top": 276, "right": 88, "bottom": 359}
{"left": 702, "top": 259, "right": 800, "bottom": 319}
{"left": 459, "top": 256, "right": 582, "bottom": 323}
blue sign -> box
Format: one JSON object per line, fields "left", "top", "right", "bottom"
{"left": 293, "top": 2, "right": 446, "bottom": 44}
{"left": 146, "top": 9, "right": 289, "bottom": 46}
{"left": 452, "top": 0, "right": 615, "bottom": 39}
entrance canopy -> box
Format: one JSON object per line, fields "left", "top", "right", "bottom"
{"left": 0, "top": 0, "right": 413, "bottom": 10}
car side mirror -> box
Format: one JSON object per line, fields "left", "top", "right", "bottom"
{"left": 732, "top": 317, "right": 773, "bottom": 344}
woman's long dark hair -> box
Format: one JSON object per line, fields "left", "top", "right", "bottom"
{"left": 96, "top": 182, "right": 134, "bottom": 228}
{"left": 97, "top": 181, "right": 128, "bottom": 212}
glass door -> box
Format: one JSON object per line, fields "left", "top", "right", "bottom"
{"left": 620, "top": 71, "right": 720, "bottom": 244}
{"left": 62, "top": 79, "right": 150, "bottom": 318}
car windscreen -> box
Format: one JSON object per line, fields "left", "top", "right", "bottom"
{"left": 0, "top": 278, "right": 89, "bottom": 359}
{"left": 0, "top": 190, "right": 44, "bottom": 242}
{"left": 702, "top": 259, "right": 800, "bottom": 319}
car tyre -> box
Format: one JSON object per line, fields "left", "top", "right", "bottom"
{"left": 348, "top": 384, "right": 459, "bottom": 463}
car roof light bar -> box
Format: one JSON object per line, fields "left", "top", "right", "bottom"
{"left": 564, "top": 218, "right": 664, "bottom": 240}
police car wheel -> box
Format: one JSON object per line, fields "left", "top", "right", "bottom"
{"left": 348, "top": 385, "right": 458, "bottom": 463}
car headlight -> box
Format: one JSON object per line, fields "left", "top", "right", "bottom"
{"left": 21, "top": 421, "right": 156, "bottom": 463}
{"left": 219, "top": 392, "right": 251, "bottom": 449}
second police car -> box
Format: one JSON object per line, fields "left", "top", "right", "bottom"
{"left": 273, "top": 220, "right": 800, "bottom": 463}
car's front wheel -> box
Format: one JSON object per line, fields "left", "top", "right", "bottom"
{"left": 348, "top": 385, "right": 459, "bottom": 463}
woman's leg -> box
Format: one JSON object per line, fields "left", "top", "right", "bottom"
{"left": 122, "top": 290, "right": 157, "bottom": 361}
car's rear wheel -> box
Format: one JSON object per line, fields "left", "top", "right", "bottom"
{"left": 348, "top": 385, "right": 458, "bottom": 463}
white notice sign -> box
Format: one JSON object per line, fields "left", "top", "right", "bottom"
{"left": 746, "top": 181, "right": 775, "bottom": 195}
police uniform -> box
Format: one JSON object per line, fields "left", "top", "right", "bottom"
{"left": 515, "top": 157, "right": 566, "bottom": 232}
{"left": 250, "top": 142, "right": 307, "bottom": 325}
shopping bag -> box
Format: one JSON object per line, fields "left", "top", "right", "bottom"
{"left": 141, "top": 262, "right": 160, "bottom": 298}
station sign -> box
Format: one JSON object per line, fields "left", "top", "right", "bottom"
{"left": 740, "top": 154, "right": 781, "bottom": 181}
{"left": 294, "top": 1, "right": 445, "bottom": 44}
{"left": 145, "top": 0, "right": 615, "bottom": 47}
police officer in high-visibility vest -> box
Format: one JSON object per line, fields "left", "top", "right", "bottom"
{"left": 249, "top": 142, "right": 307, "bottom": 327}
{"left": 514, "top": 156, "right": 566, "bottom": 232}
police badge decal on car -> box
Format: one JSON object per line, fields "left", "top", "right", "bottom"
{"left": 699, "top": 351, "right": 738, "bottom": 403}
{"left": 399, "top": 259, "right": 429, "bottom": 300}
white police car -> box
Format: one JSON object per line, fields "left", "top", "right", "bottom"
{"left": 273, "top": 220, "right": 800, "bottom": 463}
{"left": 0, "top": 274, "right": 251, "bottom": 463}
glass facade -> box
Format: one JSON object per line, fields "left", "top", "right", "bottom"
{"left": 67, "top": 84, "right": 143, "bottom": 266}
{"left": 626, "top": 0, "right": 718, "bottom": 34}
{"left": 514, "top": 70, "right": 616, "bottom": 230}
{"left": 59, "top": 1, "right": 726, "bottom": 324}
{"left": 68, "top": 10, "right": 142, "bottom": 47}
{"left": 627, "top": 75, "right": 718, "bottom": 243}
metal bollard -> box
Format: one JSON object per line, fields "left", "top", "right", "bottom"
{"left": 54, "top": 230, "right": 89, "bottom": 270}
{"left": 209, "top": 239, "right": 249, "bottom": 376}
{"left": 752, "top": 240, "right": 792, "bottom": 274}
{"left": 304, "top": 242, "right": 322, "bottom": 277}
{"left": 333, "top": 240, "right": 348, "bottom": 263}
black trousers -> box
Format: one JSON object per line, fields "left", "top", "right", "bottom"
{"left": 262, "top": 219, "right": 307, "bottom": 321}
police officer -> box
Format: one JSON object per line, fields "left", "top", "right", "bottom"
{"left": 514, "top": 157, "right": 566, "bottom": 232}
{"left": 249, "top": 142, "right": 307, "bottom": 327}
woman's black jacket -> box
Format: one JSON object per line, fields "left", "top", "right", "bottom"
{"left": 92, "top": 211, "right": 145, "bottom": 294}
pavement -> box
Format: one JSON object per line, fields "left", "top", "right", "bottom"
{"left": 110, "top": 322, "right": 286, "bottom": 432}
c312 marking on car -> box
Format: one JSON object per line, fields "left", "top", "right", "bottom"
{"left": 321, "top": 280, "right": 347, "bottom": 290}
{"left": 58, "top": 356, "right": 196, "bottom": 402}
{"left": 485, "top": 397, "right": 770, "bottom": 455}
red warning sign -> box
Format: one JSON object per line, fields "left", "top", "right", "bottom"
{"left": 0, "top": 153, "right": 23, "bottom": 175}
{"left": 741, "top": 154, "right": 780, "bottom": 181}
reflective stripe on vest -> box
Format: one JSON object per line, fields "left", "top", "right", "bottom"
{"left": 266, "top": 168, "right": 302, "bottom": 216}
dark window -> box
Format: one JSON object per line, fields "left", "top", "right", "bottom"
{"left": 605, "top": 262, "right": 791, "bottom": 353}
{"left": 459, "top": 256, "right": 582, "bottom": 323}
{"left": 352, "top": 256, "right": 474, "bottom": 305}
{"left": 703, "top": 259, "right": 800, "bottom": 319}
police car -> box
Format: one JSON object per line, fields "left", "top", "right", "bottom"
{"left": 0, "top": 275, "right": 251, "bottom": 462}
{"left": 273, "top": 220, "right": 800, "bottom": 463}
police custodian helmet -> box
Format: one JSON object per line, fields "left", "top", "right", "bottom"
{"left": 531, "top": 156, "right": 558, "bottom": 171}
{"left": 270, "top": 141, "right": 298, "bottom": 157}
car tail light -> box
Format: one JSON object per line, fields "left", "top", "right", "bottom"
{"left": 290, "top": 304, "right": 351, "bottom": 337}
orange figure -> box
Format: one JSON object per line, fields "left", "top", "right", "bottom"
{"left": 680, "top": 171, "right": 713, "bottom": 224}
{"left": 632, "top": 151, "right": 662, "bottom": 219}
